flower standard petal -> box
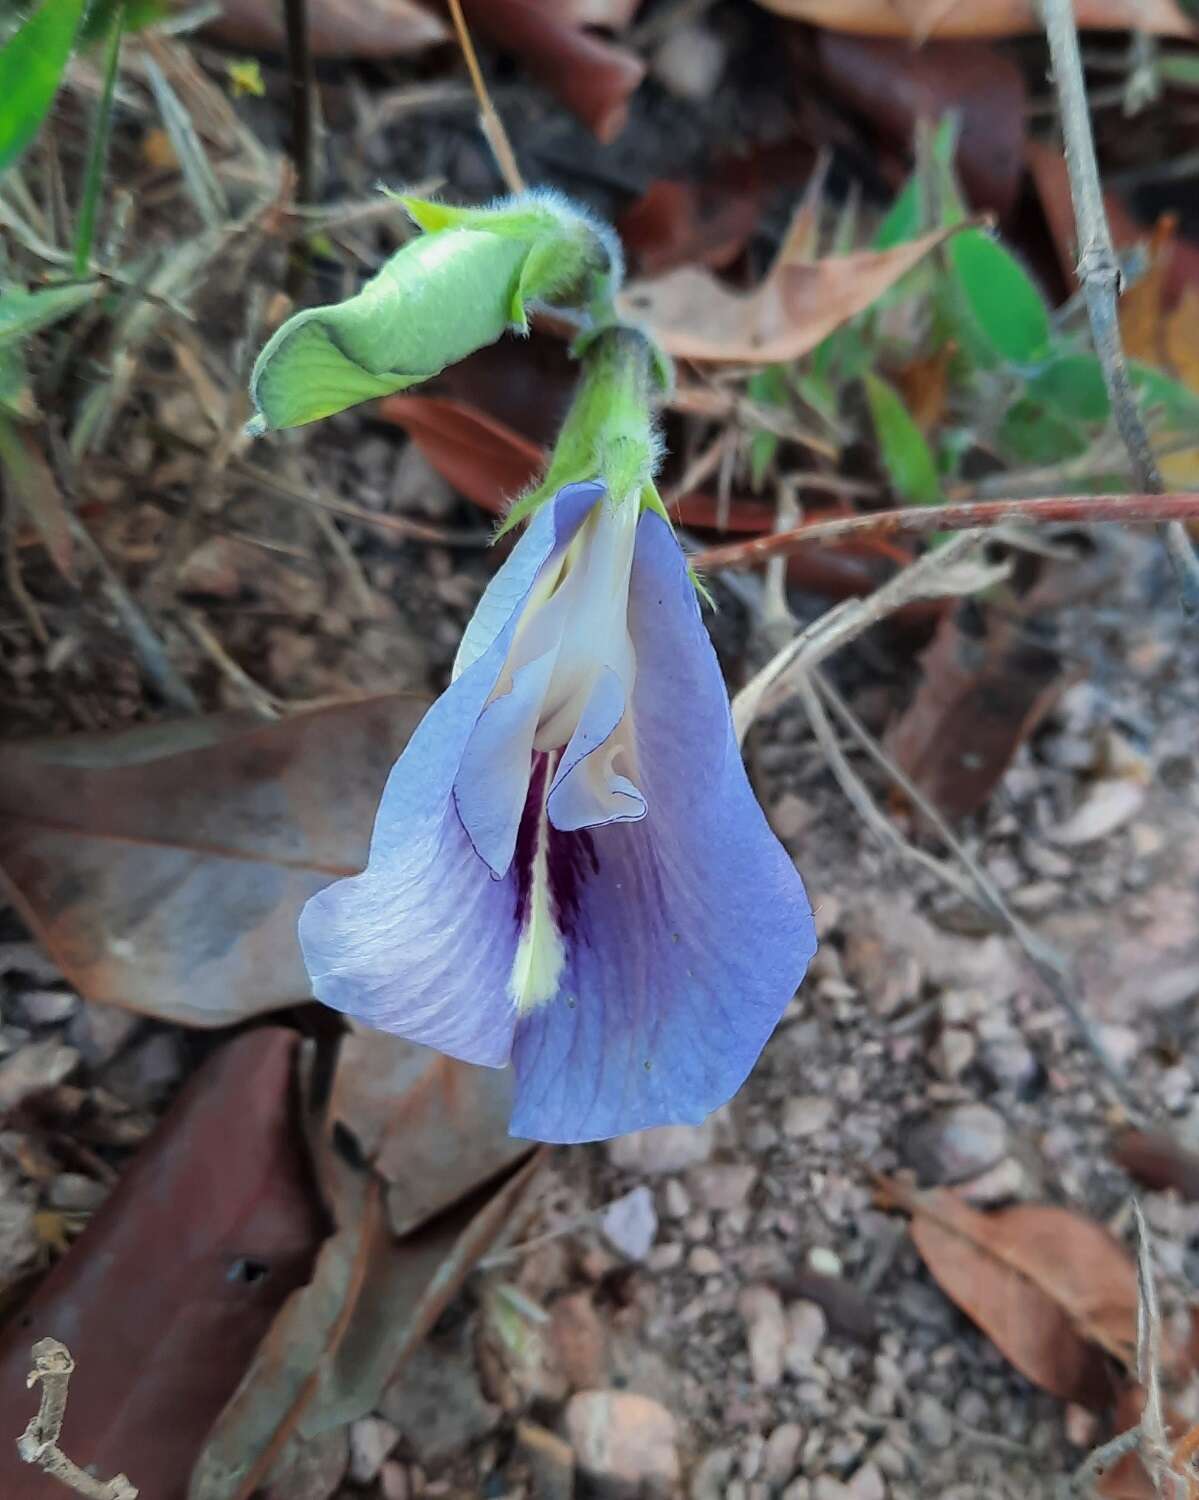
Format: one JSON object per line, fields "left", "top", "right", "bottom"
{"left": 298, "top": 481, "right": 604, "bottom": 1066}
{"left": 508, "top": 511, "right": 817, "bottom": 1142}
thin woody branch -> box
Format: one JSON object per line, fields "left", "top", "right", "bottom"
{"left": 17, "top": 1339, "right": 137, "bottom": 1500}
{"left": 691, "top": 491, "right": 1199, "bottom": 570}
{"left": 1038, "top": 0, "right": 1199, "bottom": 609}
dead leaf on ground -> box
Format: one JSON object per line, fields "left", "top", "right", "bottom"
{"left": 754, "top": 0, "right": 1196, "bottom": 40}
{"left": 884, "top": 598, "right": 1071, "bottom": 822}
{"left": 618, "top": 138, "right": 817, "bottom": 276}
{"left": 379, "top": 395, "right": 545, "bottom": 515}
{"left": 619, "top": 223, "right": 963, "bottom": 365}
{"left": 204, "top": 0, "right": 450, "bottom": 55}
{"left": 0, "top": 1029, "right": 324, "bottom": 1500}
{"left": 879, "top": 1176, "right": 1137, "bottom": 1408}
{"left": 329, "top": 1028, "right": 529, "bottom": 1237}
{"left": 0, "top": 696, "right": 428, "bottom": 1027}
{"left": 815, "top": 35, "right": 1025, "bottom": 215}
{"left": 1113, "top": 1131, "right": 1199, "bottom": 1202}
{"left": 190, "top": 1026, "right": 542, "bottom": 1500}
{"left": 463, "top": 0, "right": 646, "bottom": 142}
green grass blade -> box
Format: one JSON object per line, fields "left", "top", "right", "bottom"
{"left": 0, "top": 0, "right": 87, "bottom": 177}
{"left": 73, "top": 2, "right": 125, "bottom": 275}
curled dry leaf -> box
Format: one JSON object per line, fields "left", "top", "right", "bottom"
{"left": 0, "top": 1030, "right": 324, "bottom": 1500}
{"left": 190, "top": 1024, "right": 542, "bottom": 1500}
{"left": 878, "top": 1176, "right": 1136, "bottom": 1408}
{"left": 0, "top": 696, "right": 428, "bottom": 1028}
{"left": 618, "top": 223, "right": 963, "bottom": 365}
{"left": 753, "top": 0, "right": 1196, "bottom": 40}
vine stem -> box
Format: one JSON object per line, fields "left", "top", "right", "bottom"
{"left": 1038, "top": 0, "right": 1199, "bottom": 611}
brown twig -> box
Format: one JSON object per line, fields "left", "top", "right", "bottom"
{"left": 1038, "top": 0, "right": 1199, "bottom": 611}
{"left": 282, "top": 0, "right": 317, "bottom": 300}
{"left": 447, "top": 0, "right": 525, "bottom": 195}
{"left": 18, "top": 1339, "right": 137, "bottom": 1500}
{"left": 692, "top": 492, "right": 1199, "bottom": 571}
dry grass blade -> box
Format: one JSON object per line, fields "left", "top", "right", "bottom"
{"left": 141, "top": 55, "right": 228, "bottom": 229}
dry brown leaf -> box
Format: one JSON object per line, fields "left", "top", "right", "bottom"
{"left": 1113, "top": 1131, "right": 1199, "bottom": 1203}
{"left": 379, "top": 395, "right": 546, "bottom": 515}
{"left": 884, "top": 600, "right": 1071, "bottom": 821}
{"left": 190, "top": 1026, "right": 542, "bottom": 1500}
{"left": 204, "top": 0, "right": 449, "bottom": 54}
{"left": 1163, "top": 284, "right": 1199, "bottom": 395}
{"left": 880, "top": 1177, "right": 1137, "bottom": 1407}
{"left": 0, "top": 1030, "right": 325, "bottom": 1500}
{"left": 328, "top": 1030, "right": 529, "bottom": 1237}
{"left": 816, "top": 35, "right": 1026, "bottom": 215}
{"left": 618, "top": 224, "right": 962, "bottom": 365}
{"left": 0, "top": 696, "right": 427, "bottom": 1028}
{"left": 754, "top": 0, "right": 1196, "bottom": 39}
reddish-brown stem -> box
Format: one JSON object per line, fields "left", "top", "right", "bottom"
{"left": 691, "top": 493, "right": 1199, "bottom": 571}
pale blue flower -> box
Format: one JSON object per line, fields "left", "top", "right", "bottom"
{"left": 300, "top": 481, "right": 816, "bottom": 1143}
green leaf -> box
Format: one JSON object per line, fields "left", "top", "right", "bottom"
{"left": 1130, "top": 361, "right": 1199, "bottom": 430}
{"left": 997, "top": 397, "right": 1088, "bottom": 465}
{"left": 872, "top": 116, "right": 961, "bottom": 250}
{"left": 249, "top": 231, "right": 531, "bottom": 432}
{"left": 0, "top": 343, "right": 34, "bottom": 419}
{"left": 0, "top": 0, "right": 87, "bottom": 177}
{"left": 0, "top": 281, "right": 101, "bottom": 345}
{"left": 1158, "top": 50, "right": 1199, "bottom": 90}
{"left": 948, "top": 229, "right": 1052, "bottom": 365}
{"left": 73, "top": 2, "right": 124, "bottom": 275}
{"left": 77, "top": 0, "right": 165, "bottom": 44}
{"left": 746, "top": 365, "right": 788, "bottom": 490}
{"left": 1027, "top": 353, "right": 1110, "bottom": 423}
{"left": 250, "top": 196, "right": 619, "bottom": 433}
{"left": 864, "top": 372, "right": 940, "bottom": 505}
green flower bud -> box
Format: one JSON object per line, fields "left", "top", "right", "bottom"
{"left": 248, "top": 190, "right": 620, "bottom": 434}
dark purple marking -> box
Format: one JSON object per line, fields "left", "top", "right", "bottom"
{"left": 512, "top": 750, "right": 599, "bottom": 939}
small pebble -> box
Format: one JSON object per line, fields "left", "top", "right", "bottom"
{"left": 784, "top": 1300, "right": 827, "bottom": 1374}
{"left": 763, "top": 1423, "right": 803, "bottom": 1484}
{"left": 739, "top": 1285, "right": 786, "bottom": 1387}
{"left": 689, "top": 1245, "right": 722, "bottom": 1277}
{"left": 349, "top": 1417, "right": 400, "bottom": 1485}
{"left": 47, "top": 1173, "right": 107, "bottom": 1212}
{"left": 783, "top": 1096, "right": 835, "bottom": 1139}
{"left": 913, "top": 1395, "right": 953, "bottom": 1450}
{"left": 807, "top": 1246, "right": 842, "bottom": 1278}
{"left": 905, "top": 1103, "right": 1009, "bottom": 1185}
{"left": 601, "top": 1185, "right": 657, "bottom": 1262}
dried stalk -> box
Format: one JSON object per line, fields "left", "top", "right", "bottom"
{"left": 731, "top": 530, "right": 1008, "bottom": 742}
{"left": 695, "top": 491, "right": 1199, "bottom": 571}
{"left": 283, "top": 0, "right": 317, "bottom": 300}
{"left": 18, "top": 1339, "right": 137, "bottom": 1500}
{"left": 447, "top": 0, "right": 524, "bottom": 195}
{"left": 1039, "top": 0, "right": 1199, "bottom": 609}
